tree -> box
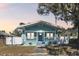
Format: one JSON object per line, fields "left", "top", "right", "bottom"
{"left": 37, "top": 3, "right": 79, "bottom": 44}
{"left": 19, "top": 22, "right": 25, "bottom": 25}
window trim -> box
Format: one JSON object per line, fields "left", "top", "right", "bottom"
{"left": 27, "top": 32, "right": 35, "bottom": 39}
{"left": 46, "top": 32, "right": 54, "bottom": 39}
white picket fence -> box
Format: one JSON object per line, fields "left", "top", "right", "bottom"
{"left": 6, "top": 37, "right": 23, "bottom": 45}
{"left": 6, "top": 36, "right": 69, "bottom": 45}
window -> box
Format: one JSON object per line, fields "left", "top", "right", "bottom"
{"left": 27, "top": 33, "right": 31, "bottom": 39}
{"left": 50, "top": 33, "right": 53, "bottom": 38}
{"left": 27, "top": 33, "right": 35, "bottom": 39}
{"left": 46, "top": 33, "right": 53, "bottom": 39}
{"left": 46, "top": 33, "right": 50, "bottom": 38}
{"left": 31, "top": 33, "right": 34, "bottom": 39}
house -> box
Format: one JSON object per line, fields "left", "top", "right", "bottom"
{"left": 0, "top": 31, "right": 9, "bottom": 44}
{"left": 6, "top": 21, "right": 69, "bottom": 47}
{"left": 0, "top": 31, "right": 9, "bottom": 38}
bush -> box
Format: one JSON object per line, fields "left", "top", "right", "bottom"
{"left": 69, "top": 39, "right": 77, "bottom": 44}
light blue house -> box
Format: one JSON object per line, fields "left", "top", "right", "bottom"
{"left": 14, "top": 21, "right": 69, "bottom": 47}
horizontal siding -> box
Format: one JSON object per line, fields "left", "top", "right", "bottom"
{"left": 24, "top": 39, "right": 37, "bottom": 46}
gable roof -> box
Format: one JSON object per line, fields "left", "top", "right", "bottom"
{"left": 0, "top": 31, "right": 9, "bottom": 36}
{"left": 18, "top": 20, "right": 63, "bottom": 30}
{"left": 14, "top": 20, "right": 65, "bottom": 33}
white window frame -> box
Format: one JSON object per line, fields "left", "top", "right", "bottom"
{"left": 27, "top": 33, "right": 31, "bottom": 39}
{"left": 27, "top": 32, "right": 35, "bottom": 39}
{"left": 50, "top": 33, "right": 53, "bottom": 38}
{"left": 31, "top": 33, "right": 34, "bottom": 39}
{"left": 46, "top": 33, "right": 53, "bottom": 39}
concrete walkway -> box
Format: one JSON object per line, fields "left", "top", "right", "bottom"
{"left": 29, "top": 47, "right": 49, "bottom": 56}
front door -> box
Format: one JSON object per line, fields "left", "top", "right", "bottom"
{"left": 38, "top": 32, "right": 43, "bottom": 41}
{"left": 37, "top": 32, "right": 45, "bottom": 47}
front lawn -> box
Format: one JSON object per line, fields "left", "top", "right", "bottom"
{"left": 0, "top": 43, "right": 36, "bottom": 56}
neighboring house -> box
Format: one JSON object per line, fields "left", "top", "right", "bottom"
{"left": 6, "top": 21, "right": 69, "bottom": 47}
{"left": 0, "top": 31, "right": 9, "bottom": 38}
{"left": 0, "top": 31, "right": 9, "bottom": 44}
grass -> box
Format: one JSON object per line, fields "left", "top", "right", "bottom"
{"left": 0, "top": 42, "right": 36, "bottom": 56}
{"left": 0, "top": 46, "right": 35, "bottom": 56}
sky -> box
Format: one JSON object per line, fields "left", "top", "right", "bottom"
{"left": 0, "top": 3, "right": 73, "bottom": 33}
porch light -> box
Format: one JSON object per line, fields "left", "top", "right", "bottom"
{"left": 39, "top": 33, "right": 42, "bottom": 35}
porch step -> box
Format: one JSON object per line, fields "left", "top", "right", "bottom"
{"left": 30, "top": 53, "right": 48, "bottom": 56}
{"left": 37, "top": 41, "right": 45, "bottom": 47}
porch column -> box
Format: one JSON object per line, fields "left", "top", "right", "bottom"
{"left": 36, "top": 32, "right": 38, "bottom": 43}
{"left": 43, "top": 32, "right": 45, "bottom": 42}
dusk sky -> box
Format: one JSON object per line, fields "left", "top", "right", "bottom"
{"left": 0, "top": 3, "right": 73, "bottom": 33}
